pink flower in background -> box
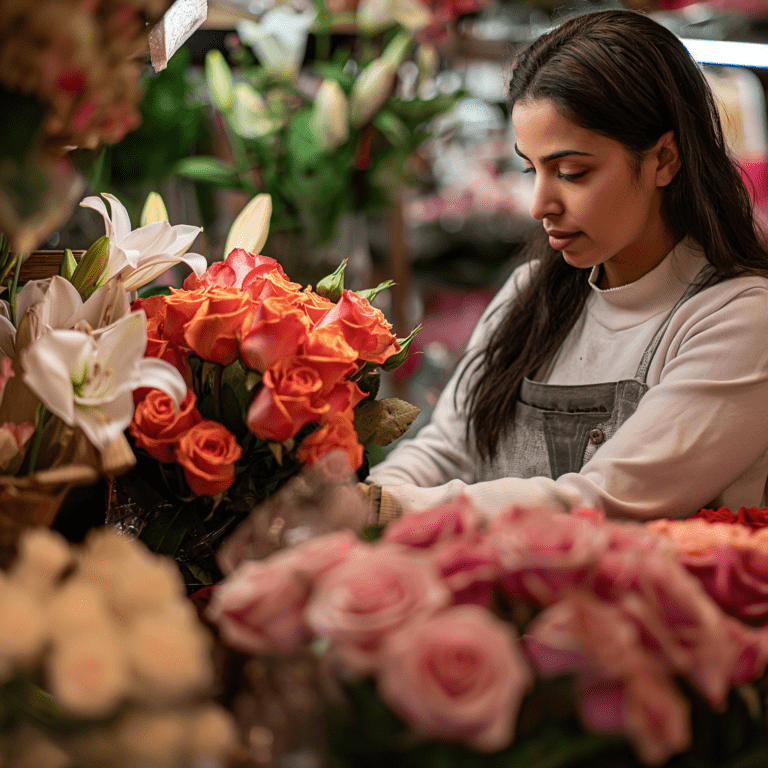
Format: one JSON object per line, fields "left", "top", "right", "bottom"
{"left": 382, "top": 494, "right": 483, "bottom": 549}
{"left": 430, "top": 537, "right": 499, "bottom": 606}
{"left": 207, "top": 556, "right": 314, "bottom": 655}
{"left": 377, "top": 604, "right": 532, "bottom": 753}
{"left": 524, "top": 593, "right": 692, "bottom": 766}
{"left": 305, "top": 543, "right": 450, "bottom": 673}
{"left": 648, "top": 519, "right": 768, "bottom": 624}
{"left": 489, "top": 507, "right": 609, "bottom": 606}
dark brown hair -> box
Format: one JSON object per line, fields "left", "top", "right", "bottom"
{"left": 465, "top": 9, "right": 768, "bottom": 462}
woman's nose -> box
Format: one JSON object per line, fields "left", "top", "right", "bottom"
{"left": 529, "top": 177, "right": 563, "bottom": 221}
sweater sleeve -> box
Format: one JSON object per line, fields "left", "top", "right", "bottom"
{"left": 367, "top": 261, "right": 537, "bottom": 490}
{"left": 371, "top": 281, "right": 768, "bottom": 521}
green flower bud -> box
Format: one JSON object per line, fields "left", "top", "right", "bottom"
{"left": 59, "top": 248, "right": 77, "bottom": 280}
{"left": 380, "top": 325, "right": 421, "bottom": 372}
{"left": 316, "top": 259, "right": 347, "bottom": 302}
{"left": 206, "top": 50, "right": 234, "bottom": 112}
{"left": 71, "top": 235, "right": 110, "bottom": 299}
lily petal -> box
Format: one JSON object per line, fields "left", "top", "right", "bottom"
{"left": 80, "top": 196, "right": 116, "bottom": 241}
{"left": 119, "top": 251, "right": 208, "bottom": 292}
{"left": 137, "top": 357, "right": 186, "bottom": 408}
{"left": 0, "top": 317, "right": 14, "bottom": 358}
{"left": 101, "top": 193, "right": 133, "bottom": 243}
{"left": 224, "top": 193, "right": 272, "bottom": 258}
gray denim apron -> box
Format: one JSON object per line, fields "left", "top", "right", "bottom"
{"left": 478, "top": 268, "right": 714, "bottom": 482}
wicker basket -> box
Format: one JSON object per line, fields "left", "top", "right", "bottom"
{"left": 0, "top": 464, "right": 98, "bottom": 568}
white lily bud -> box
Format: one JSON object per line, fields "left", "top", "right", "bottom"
{"left": 140, "top": 191, "right": 169, "bottom": 227}
{"left": 224, "top": 193, "right": 273, "bottom": 257}
{"left": 205, "top": 50, "right": 234, "bottom": 112}
{"left": 231, "top": 82, "right": 280, "bottom": 139}
{"left": 350, "top": 58, "right": 397, "bottom": 128}
{"left": 417, "top": 42, "right": 439, "bottom": 83}
{"left": 357, "top": 0, "right": 432, "bottom": 33}
{"left": 310, "top": 79, "right": 349, "bottom": 151}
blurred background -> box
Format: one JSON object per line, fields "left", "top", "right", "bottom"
{"left": 4, "top": 0, "right": 768, "bottom": 436}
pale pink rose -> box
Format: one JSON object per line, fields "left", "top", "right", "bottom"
{"left": 0, "top": 421, "right": 35, "bottom": 469}
{"left": 612, "top": 549, "right": 743, "bottom": 708}
{"left": 649, "top": 519, "right": 768, "bottom": 624}
{"left": 277, "top": 530, "right": 364, "bottom": 580}
{"left": 305, "top": 544, "right": 450, "bottom": 673}
{"left": 489, "top": 508, "right": 609, "bottom": 606}
{"left": 430, "top": 537, "right": 499, "bottom": 606}
{"left": 206, "top": 557, "right": 313, "bottom": 655}
{"left": 377, "top": 604, "right": 533, "bottom": 753}
{"left": 720, "top": 615, "right": 768, "bottom": 684}
{"left": 524, "top": 593, "right": 691, "bottom": 766}
{"left": 382, "top": 494, "right": 483, "bottom": 550}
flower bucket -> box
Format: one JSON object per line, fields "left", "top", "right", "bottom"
{"left": 0, "top": 464, "right": 98, "bottom": 568}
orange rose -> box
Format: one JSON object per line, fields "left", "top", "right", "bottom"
{"left": 163, "top": 287, "right": 208, "bottom": 348}
{"left": 247, "top": 270, "right": 303, "bottom": 302}
{"left": 300, "top": 325, "right": 359, "bottom": 394}
{"left": 240, "top": 296, "right": 311, "bottom": 373}
{"left": 296, "top": 290, "right": 335, "bottom": 325}
{"left": 321, "top": 380, "right": 367, "bottom": 422}
{"left": 298, "top": 413, "right": 364, "bottom": 473}
{"left": 315, "top": 289, "right": 399, "bottom": 364}
{"left": 132, "top": 295, "right": 169, "bottom": 357}
{"left": 184, "top": 249, "right": 288, "bottom": 290}
{"left": 247, "top": 357, "right": 330, "bottom": 442}
{"left": 130, "top": 387, "right": 201, "bottom": 462}
{"left": 175, "top": 420, "right": 242, "bottom": 497}
{"left": 183, "top": 287, "right": 254, "bottom": 365}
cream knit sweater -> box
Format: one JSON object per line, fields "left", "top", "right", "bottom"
{"left": 369, "top": 239, "right": 768, "bottom": 520}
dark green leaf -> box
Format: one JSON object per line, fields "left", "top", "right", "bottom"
{"left": 139, "top": 502, "right": 189, "bottom": 556}
{"left": 175, "top": 156, "right": 240, "bottom": 185}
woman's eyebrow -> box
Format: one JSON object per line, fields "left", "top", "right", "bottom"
{"left": 514, "top": 144, "right": 593, "bottom": 163}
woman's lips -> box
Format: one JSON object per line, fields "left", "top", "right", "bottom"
{"left": 547, "top": 231, "right": 581, "bottom": 250}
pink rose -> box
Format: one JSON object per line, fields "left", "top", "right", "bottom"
{"left": 525, "top": 593, "right": 692, "bottom": 767}
{"left": 430, "top": 537, "right": 499, "bottom": 606}
{"left": 184, "top": 249, "right": 288, "bottom": 291}
{"left": 305, "top": 544, "right": 450, "bottom": 673}
{"left": 377, "top": 605, "right": 533, "bottom": 753}
{"left": 721, "top": 615, "right": 768, "bottom": 684}
{"left": 206, "top": 556, "right": 313, "bottom": 655}
{"left": 489, "top": 508, "right": 609, "bottom": 606}
{"left": 277, "top": 530, "right": 364, "bottom": 580}
{"left": 382, "top": 494, "right": 483, "bottom": 550}
{"left": 648, "top": 519, "right": 768, "bottom": 624}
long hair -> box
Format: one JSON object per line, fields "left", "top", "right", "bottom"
{"left": 466, "top": 9, "right": 768, "bottom": 462}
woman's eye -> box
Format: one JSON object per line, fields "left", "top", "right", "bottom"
{"left": 522, "top": 167, "right": 535, "bottom": 175}
{"left": 557, "top": 170, "right": 588, "bottom": 181}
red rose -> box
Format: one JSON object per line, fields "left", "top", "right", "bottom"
{"left": 689, "top": 507, "right": 739, "bottom": 524}
{"left": 240, "top": 296, "right": 310, "bottom": 372}
{"left": 130, "top": 387, "right": 200, "bottom": 462}
{"left": 175, "top": 420, "right": 242, "bottom": 497}
{"left": 736, "top": 507, "right": 768, "bottom": 530}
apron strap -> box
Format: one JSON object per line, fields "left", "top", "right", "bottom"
{"left": 634, "top": 265, "right": 718, "bottom": 383}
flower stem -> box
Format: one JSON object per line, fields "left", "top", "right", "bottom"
{"left": 26, "top": 404, "right": 47, "bottom": 475}
{"left": 8, "top": 253, "right": 22, "bottom": 327}
{"left": 213, "top": 364, "right": 223, "bottom": 421}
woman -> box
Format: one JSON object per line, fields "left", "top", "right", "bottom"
{"left": 366, "top": 9, "right": 768, "bottom": 521}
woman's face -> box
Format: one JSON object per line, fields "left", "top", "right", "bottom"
{"left": 511, "top": 98, "right": 678, "bottom": 288}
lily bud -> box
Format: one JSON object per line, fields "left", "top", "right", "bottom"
{"left": 231, "top": 83, "right": 284, "bottom": 140}
{"left": 59, "top": 248, "right": 77, "bottom": 280}
{"left": 140, "top": 192, "right": 169, "bottom": 227}
{"left": 70, "top": 235, "right": 110, "bottom": 299}
{"left": 350, "top": 59, "right": 397, "bottom": 128}
{"left": 417, "top": 43, "right": 439, "bottom": 84}
{"left": 224, "top": 193, "right": 272, "bottom": 258}
{"left": 316, "top": 259, "right": 347, "bottom": 302}
{"left": 310, "top": 80, "right": 349, "bottom": 152}
{"left": 205, "top": 50, "right": 234, "bottom": 112}
{"left": 382, "top": 30, "right": 414, "bottom": 70}
{"left": 357, "top": 0, "right": 432, "bottom": 33}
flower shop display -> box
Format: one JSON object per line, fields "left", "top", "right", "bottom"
{"left": 0, "top": 525, "right": 238, "bottom": 768}
{"left": 116, "top": 194, "right": 421, "bottom": 589}
{"left": 202, "top": 489, "right": 768, "bottom": 768}
{"left": 0, "top": 190, "right": 207, "bottom": 565}
{"left": 175, "top": 0, "right": 470, "bottom": 282}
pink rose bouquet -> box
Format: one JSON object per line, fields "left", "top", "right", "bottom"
{"left": 204, "top": 489, "right": 768, "bottom": 768}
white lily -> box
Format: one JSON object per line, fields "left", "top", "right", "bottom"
{"left": 237, "top": 7, "right": 317, "bottom": 81}
{"left": 356, "top": 0, "right": 432, "bottom": 33}
{"left": 80, "top": 193, "right": 207, "bottom": 292}
{"left": 21, "top": 311, "right": 185, "bottom": 454}
{"left": 310, "top": 80, "right": 349, "bottom": 152}
{"left": 231, "top": 83, "right": 285, "bottom": 140}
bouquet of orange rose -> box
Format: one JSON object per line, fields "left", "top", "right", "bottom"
{"left": 114, "top": 199, "right": 420, "bottom": 588}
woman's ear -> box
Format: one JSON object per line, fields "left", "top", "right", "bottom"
{"left": 655, "top": 130, "right": 681, "bottom": 187}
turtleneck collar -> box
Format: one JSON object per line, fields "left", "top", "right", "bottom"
{"left": 585, "top": 237, "right": 708, "bottom": 330}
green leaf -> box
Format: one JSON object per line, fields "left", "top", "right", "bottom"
{"left": 354, "top": 397, "right": 420, "bottom": 446}
{"left": 138, "top": 502, "right": 189, "bottom": 557}
{"left": 285, "top": 111, "right": 325, "bottom": 170}
{"left": 373, "top": 109, "right": 410, "bottom": 146}
{"left": 174, "top": 156, "right": 240, "bottom": 185}
{"left": 138, "top": 285, "right": 172, "bottom": 299}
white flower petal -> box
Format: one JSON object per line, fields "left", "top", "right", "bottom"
{"left": 169, "top": 225, "right": 203, "bottom": 257}
{"left": 138, "top": 358, "right": 186, "bottom": 408}
{"left": 74, "top": 282, "right": 131, "bottom": 330}
{"left": 95, "top": 312, "right": 147, "bottom": 367}
{"left": 80, "top": 196, "right": 116, "bottom": 241}
{"left": 74, "top": 388, "right": 134, "bottom": 452}
{"left": 102, "top": 193, "right": 132, "bottom": 243}
{"left": 120, "top": 222, "right": 175, "bottom": 264}
{"left": 119, "top": 251, "right": 207, "bottom": 292}
{"left": 0, "top": 317, "right": 15, "bottom": 358}
{"left": 20, "top": 330, "right": 88, "bottom": 424}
